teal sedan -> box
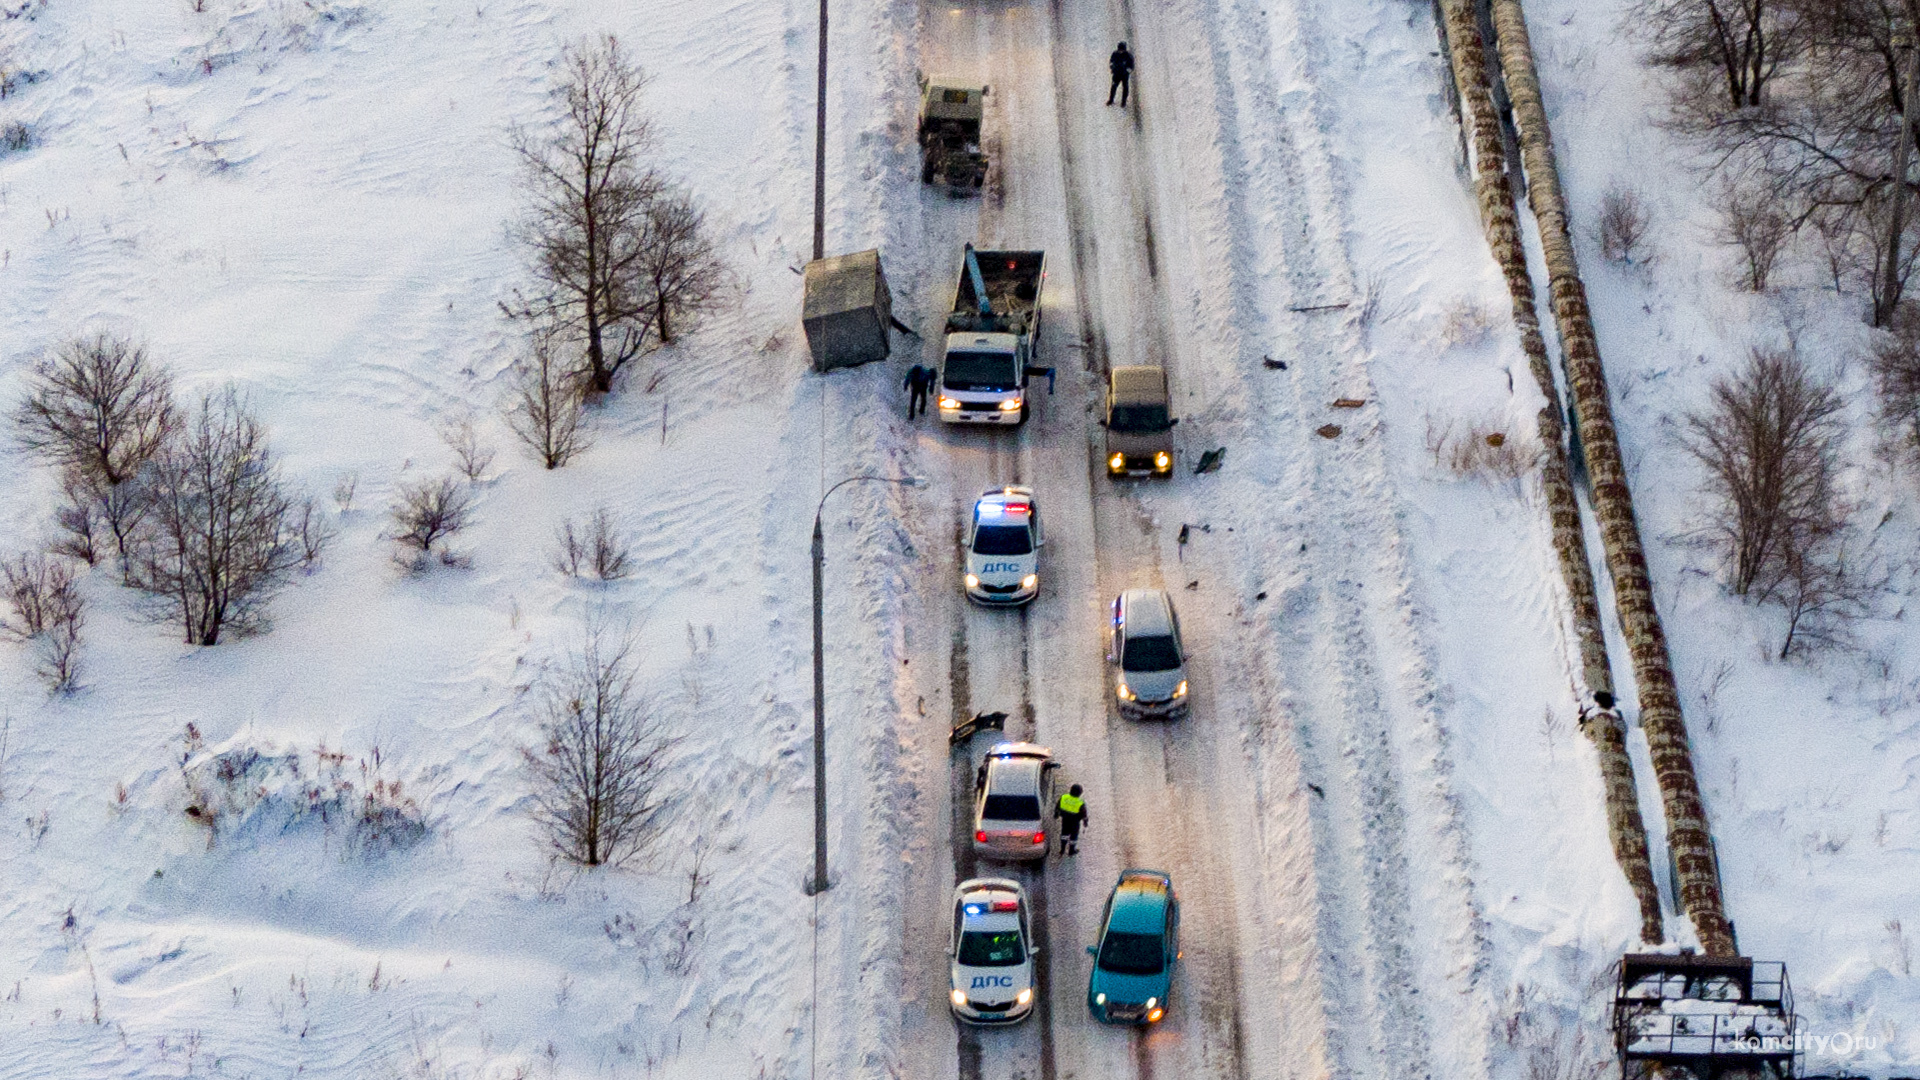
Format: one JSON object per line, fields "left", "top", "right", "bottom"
{"left": 1086, "top": 869, "right": 1180, "bottom": 1024}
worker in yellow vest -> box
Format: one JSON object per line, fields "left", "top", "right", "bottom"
{"left": 1054, "top": 784, "right": 1087, "bottom": 856}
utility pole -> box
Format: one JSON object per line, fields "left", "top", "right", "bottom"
{"left": 1879, "top": 22, "right": 1920, "bottom": 327}
{"left": 813, "top": 0, "right": 828, "bottom": 261}
{"left": 807, "top": 474, "right": 921, "bottom": 894}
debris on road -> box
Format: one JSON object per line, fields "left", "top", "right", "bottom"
{"left": 1316, "top": 424, "right": 1342, "bottom": 439}
{"left": 1194, "top": 447, "right": 1226, "bottom": 473}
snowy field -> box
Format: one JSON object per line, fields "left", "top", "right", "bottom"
{"left": 0, "top": 0, "right": 1914, "bottom": 1078}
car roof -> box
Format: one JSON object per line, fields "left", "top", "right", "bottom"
{"left": 1109, "top": 366, "right": 1168, "bottom": 404}
{"left": 1119, "top": 589, "right": 1175, "bottom": 637}
{"left": 1108, "top": 871, "right": 1173, "bottom": 932}
{"left": 985, "top": 755, "right": 1043, "bottom": 797}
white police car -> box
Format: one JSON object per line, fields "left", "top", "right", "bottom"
{"left": 963, "top": 487, "right": 1042, "bottom": 605}
{"left": 948, "top": 877, "right": 1037, "bottom": 1024}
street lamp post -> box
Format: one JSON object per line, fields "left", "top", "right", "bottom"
{"left": 813, "top": 0, "right": 828, "bottom": 261}
{"left": 808, "top": 474, "right": 921, "bottom": 894}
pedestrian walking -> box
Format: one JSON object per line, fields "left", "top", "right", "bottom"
{"left": 1107, "top": 43, "right": 1134, "bottom": 108}
{"left": 904, "top": 363, "right": 935, "bottom": 419}
{"left": 1055, "top": 784, "right": 1087, "bottom": 856}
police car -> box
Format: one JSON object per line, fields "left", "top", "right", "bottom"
{"left": 948, "top": 877, "right": 1038, "bottom": 1025}
{"left": 963, "top": 487, "right": 1042, "bottom": 605}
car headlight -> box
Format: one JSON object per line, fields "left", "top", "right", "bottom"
{"left": 1117, "top": 683, "right": 1136, "bottom": 702}
{"left": 998, "top": 398, "right": 1022, "bottom": 411}
{"left": 1173, "top": 680, "right": 1188, "bottom": 698}
{"left": 965, "top": 574, "right": 980, "bottom": 588}
{"left": 1108, "top": 452, "right": 1126, "bottom": 472}
{"left": 1154, "top": 451, "right": 1170, "bottom": 469}
{"left": 1021, "top": 574, "right": 1038, "bottom": 590}
{"left": 1146, "top": 997, "right": 1157, "bottom": 1010}
{"left": 951, "top": 989, "right": 968, "bottom": 1007}
{"left": 939, "top": 397, "right": 961, "bottom": 409}
{"left": 1095, "top": 993, "right": 1106, "bottom": 1006}
{"left": 1016, "top": 988, "right": 1033, "bottom": 1005}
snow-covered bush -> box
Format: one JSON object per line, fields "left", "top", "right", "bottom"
{"left": 552, "top": 508, "right": 631, "bottom": 581}
{"left": 389, "top": 475, "right": 473, "bottom": 569}
{"left": 177, "top": 726, "right": 427, "bottom": 854}
{"left": 1424, "top": 416, "right": 1540, "bottom": 483}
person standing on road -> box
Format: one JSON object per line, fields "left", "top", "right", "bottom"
{"left": 1107, "top": 43, "right": 1134, "bottom": 108}
{"left": 1055, "top": 784, "right": 1088, "bottom": 856}
{"left": 904, "top": 363, "right": 935, "bottom": 419}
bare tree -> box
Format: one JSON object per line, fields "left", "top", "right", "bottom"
{"left": 37, "top": 596, "right": 84, "bottom": 694}
{"left": 523, "top": 629, "right": 678, "bottom": 867}
{"left": 51, "top": 491, "right": 101, "bottom": 566}
{"left": 637, "top": 190, "right": 727, "bottom": 346}
{"left": 1682, "top": 347, "right": 1846, "bottom": 596}
{"left": 1717, "top": 172, "right": 1796, "bottom": 289}
{"left": 553, "top": 507, "right": 632, "bottom": 580}
{"left": 293, "top": 496, "right": 333, "bottom": 569}
{"left": 389, "top": 476, "right": 472, "bottom": 559}
{"left": 126, "top": 388, "right": 303, "bottom": 646}
{"left": 12, "top": 333, "right": 176, "bottom": 486}
{"left": 505, "top": 321, "right": 591, "bottom": 469}
{"left": 1629, "top": 0, "right": 1798, "bottom": 109}
{"left": 513, "top": 35, "right": 665, "bottom": 394}
{"left": 1774, "top": 533, "right": 1876, "bottom": 656}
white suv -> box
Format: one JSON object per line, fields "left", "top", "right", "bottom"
{"left": 948, "top": 878, "right": 1037, "bottom": 1024}
{"left": 963, "top": 487, "right": 1042, "bottom": 606}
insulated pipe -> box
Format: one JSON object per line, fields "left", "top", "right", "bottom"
{"left": 1484, "top": 0, "right": 1735, "bottom": 957}
{"left": 1434, "top": 0, "right": 1665, "bottom": 947}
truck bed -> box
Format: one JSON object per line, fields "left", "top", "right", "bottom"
{"left": 949, "top": 250, "right": 1044, "bottom": 334}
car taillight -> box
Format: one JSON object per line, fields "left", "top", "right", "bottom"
{"left": 976, "top": 831, "right": 989, "bottom": 843}
{"left": 1032, "top": 832, "right": 1046, "bottom": 845}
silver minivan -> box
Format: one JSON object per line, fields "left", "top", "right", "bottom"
{"left": 1107, "top": 589, "right": 1190, "bottom": 720}
{"left": 972, "top": 742, "right": 1059, "bottom": 861}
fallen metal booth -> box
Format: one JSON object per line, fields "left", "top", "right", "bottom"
{"left": 1613, "top": 953, "right": 1798, "bottom": 1080}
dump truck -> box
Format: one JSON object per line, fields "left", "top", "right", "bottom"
{"left": 938, "top": 245, "right": 1045, "bottom": 426}
{"left": 919, "top": 79, "right": 989, "bottom": 190}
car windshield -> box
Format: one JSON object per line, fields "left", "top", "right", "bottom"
{"left": 982, "top": 793, "right": 1041, "bottom": 821}
{"left": 1121, "top": 633, "right": 1181, "bottom": 672}
{"left": 944, "top": 350, "right": 1019, "bottom": 391}
{"left": 958, "top": 929, "right": 1025, "bottom": 966}
{"left": 1109, "top": 403, "right": 1171, "bottom": 432}
{"left": 1097, "top": 930, "right": 1166, "bottom": 976}
{"left": 973, "top": 523, "right": 1033, "bottom": 556}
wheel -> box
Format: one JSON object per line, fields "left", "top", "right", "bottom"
{"left": 1016, "top": 401, "right": 1029, "bottom": 426}
{"left": 921, "top": 157, "right": 936, "bottom": 184}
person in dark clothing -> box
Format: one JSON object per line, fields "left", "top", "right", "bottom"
{"left": 1055, "top": 784, "right": 1088, "bottom": 856}
{"left": 904, "top": 363, "right": 935, "bottom": 419}
{"left": 1107, "top": 43, "right": 1134, "bottom": 107}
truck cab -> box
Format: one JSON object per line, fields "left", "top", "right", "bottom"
{"left": 938, "top": 247, "right": 1045, "bottom": 426}
{"left": 1104, "top": 366, "right": 1177, "bottom": 477}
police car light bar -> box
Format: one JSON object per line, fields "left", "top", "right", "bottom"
{"left": 990, "top": 898, "right": 1019, "bottom": 912}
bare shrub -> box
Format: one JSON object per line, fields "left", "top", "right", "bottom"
{"left": 389, "top": 476, "right": 472, "bottom": 562}
{"left": 1870, "top": 312, "right": 1920, "bottom": 460}
{"left": 332, "top": 471, "right": 358, "bottom": 514}
{"left": 293, "top": 496, "right": 332, "bottom": 569}
{"left": 60, "top": 467, "right": 151, "bottom": 568}
{"left": 1598, "top": 185, "right": 1653, "bottom": 265}
{"left": 439, "top": 413, "right": 495, "bottom": 482}
{"left": 179, "top": 734, "right": 426, "bottom": 853}
{"left": 51, "top": 492, "right": 100, "bottom": 566}
{"left": 1441, "top": 297, "right": 1498, "bottom": 347}
{"left": 1, "top": 121, "right": 29, "bottom": 154}
{"left": 127, "top": 388, "right": 304, "bottom": 646}
{"left": 1425, "top": 417, "right": 1541, "bottom": 482}
{"left": 505, "top": 321, "right": 591, "bottom": 469}
{"left": 3, "top": 552, "right": 76, "bottom": 639}
{"left": 1681, "top": 347, "right": 1844, "bottom": 597}
{"left": 1717, "top": 173, "right": 1794, "bottom": 291}
{"left": 523, "top": 629, "right": 678, "bottom": 867}
{"left": 37, "top": 602, "right": 84, "bottom": 694}
{"left": 12, "top": 333, "right": 176, "bottom": 486}
{"left": 513, "top": 35, "right": 665, "bottom": 395}
{"left": 553, "top": 508, "right": 631, "bottom": 581}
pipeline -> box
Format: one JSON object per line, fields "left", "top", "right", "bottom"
{"left": 1483, "top": 0, "right": 1734, "bottom": 958}
{"left": 1433, "top": 0, "right": 1665, "bottom": 946}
